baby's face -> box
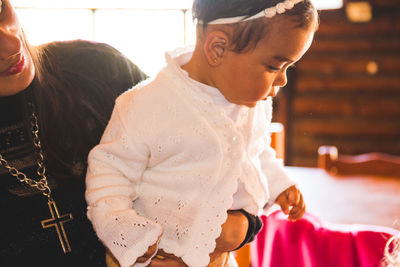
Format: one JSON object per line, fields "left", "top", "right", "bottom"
{"left": 215, "top": 16, "right": 316, "bottom": 107}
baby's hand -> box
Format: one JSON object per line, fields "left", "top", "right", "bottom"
{"left": 275, "top": 185, "right": 305, "bottom": 221}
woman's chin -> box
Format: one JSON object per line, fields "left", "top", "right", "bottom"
{"left": 0, "top": 66, "right": 35, "bottom": 97}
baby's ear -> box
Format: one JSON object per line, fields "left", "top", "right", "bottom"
{"left": 203, "top": 30, "right": 229, "bottom": 66}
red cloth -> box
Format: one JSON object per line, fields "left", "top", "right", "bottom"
{"left": 251, "top": 211, "right": 399, "bottom": 267}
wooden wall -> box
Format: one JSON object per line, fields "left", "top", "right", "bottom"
{"left": 274, "top": 0, "right": 400, "bottom": 167}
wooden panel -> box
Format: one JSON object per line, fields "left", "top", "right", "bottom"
{"left": 293, "top": 97, "right": 400, "bottom": 118}
{"left": 317, "top": 18, "right": 400, "bottom": 36}
{"left": 290, "top": 136, "right": 400, "bottom": 157}
{"left": 293, "top": 97, "right": 354, "bottom": 116}
{"left": 296, "top": 75, "right": 400, "bottom": 92}
{"left": 356, "top": 98, "right": 400, "bottom": 117}
{"left": 309, "top": 38, "right": 400, "bottom": 53}
{"left": 344, "top": 0, "right": 400, "bottom": 9}
{"left": 292, "top": 119, "right": 400, "bottom": 136}
{"left": 297, "top": 56, "right": 400, "bottom": 75}
{"left": 368, "top": 0, "right": 400, "bottom": 8}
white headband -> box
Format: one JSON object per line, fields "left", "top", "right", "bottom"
{"left": 198, "top": 0, "right": 304, "bottom": 25}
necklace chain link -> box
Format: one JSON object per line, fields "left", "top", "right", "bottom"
{"left": 0, "top": 105, "right": 74, "bottom": 253}
{"left": 0, "top": 111, "right": 52, "bottom": 198}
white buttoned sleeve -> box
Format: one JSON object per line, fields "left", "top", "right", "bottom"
{"left": 86, "top": 101, "right": 162, "bottom": 267}
{"left": 259, "top": 100, "right": 296, "bottom": 212}
{"left": 260, "top": 139, "right": 296, "bottom": 212}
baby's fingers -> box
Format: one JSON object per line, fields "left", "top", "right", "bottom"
{"left": 276, "top": 194, "right": 290, "bottom": 214}
{"left": 288, "top": 194, "right": 306, "bottom": 221}
{"left": 287, "top": 186, "right": 301, "bottom": 206}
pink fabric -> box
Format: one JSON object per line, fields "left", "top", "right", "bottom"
{"left": 252, "top": 211, "right": 399, "bottom": 267}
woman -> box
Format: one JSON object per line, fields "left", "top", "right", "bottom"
{"left": 0, "top": 0, "right": 254, "bottom": 266}
{"left": 0, "top": 0, "right": 147, "bottom": 266}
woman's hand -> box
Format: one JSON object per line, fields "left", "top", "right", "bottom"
{"left": 209, "top": 210, "right": 248, "bottom": 262}
{"left": 148, "top": 250, "right": 187, "bottom": 267}
{"left": 136, "top": 232, "right": 163, "bottom": 263}
{"left": 136, "top": 243, "right": 159, "bottom": 263}
{"left": 144, "top": 210, "right": 249, "bottom": 266}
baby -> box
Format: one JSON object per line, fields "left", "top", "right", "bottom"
{"left": 86, "top": 0, "right": 318, "bottom": 266}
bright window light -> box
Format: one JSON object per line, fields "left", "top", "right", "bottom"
{"left": 312, "top": 0, "right": 343, "bottom": 10}
{"left": 94, "top": 9, "right": 187, "bottom": 75}
{"left": 16, "top": 9, "right": 93, "bottom": 45}
{"left": 12, "top": 0, "right": 193, "bottom": 9}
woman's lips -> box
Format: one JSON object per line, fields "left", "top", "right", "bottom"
{"left": 4, "top": 56, "right": 25, "bottom": 75}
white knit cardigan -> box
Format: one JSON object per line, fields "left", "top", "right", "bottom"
{"left": 85, "top": 48, "right": 295, "bottom": 267}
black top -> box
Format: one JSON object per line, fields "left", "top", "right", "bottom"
{"left": 0, "top": 40, "right": 146, "bottom": 266}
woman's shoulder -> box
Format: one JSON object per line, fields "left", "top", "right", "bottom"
{"left": 38, "top": 40, "right": 147, "bottom": 84}
{"left": 40, "top": 39, "right": 122, "bottom": 59}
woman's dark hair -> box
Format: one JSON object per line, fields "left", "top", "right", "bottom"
{"left": 23, "top": 40, "right": 147, "bottom": 179}
{"left": 193, "top": 0, "right": 318, "bottom": 52}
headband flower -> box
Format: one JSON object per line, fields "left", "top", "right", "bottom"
{"left": 199, "top": 0, "right": 304, "bottom": 25}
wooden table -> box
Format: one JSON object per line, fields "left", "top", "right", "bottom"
{"left": 286, "top": 166, "right": 400, "bottom": 229}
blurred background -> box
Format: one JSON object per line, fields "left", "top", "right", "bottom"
{"left": 13, "top": 0, "right": 400, "bottom": 167}
{"left": 272, "top": 0, "right": 400, "bottom": 166}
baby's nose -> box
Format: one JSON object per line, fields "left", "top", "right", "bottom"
{"left": 268, "top": 86, "right": 280, "bottom": 97}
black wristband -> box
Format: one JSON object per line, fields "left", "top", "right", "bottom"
{"left": 233, "top": 209, "right": 263, "bottom": 251}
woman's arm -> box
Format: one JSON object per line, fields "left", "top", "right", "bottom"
{"left": 146, "top": 210, "right": 249, "bottom": 266}
{"left": 213, "top": 210, "right": 249, "bottom": 253}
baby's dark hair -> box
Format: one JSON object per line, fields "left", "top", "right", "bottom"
{"left": 192, "top": 0, "right": 318, "bottom": 52}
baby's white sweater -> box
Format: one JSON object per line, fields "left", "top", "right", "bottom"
{"left": 85, "top": 47, "right": 295, "bottom": 267}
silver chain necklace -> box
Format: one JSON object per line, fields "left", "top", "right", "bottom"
{"left": 0, "top": 109, "right": 73, "bottom": 253}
